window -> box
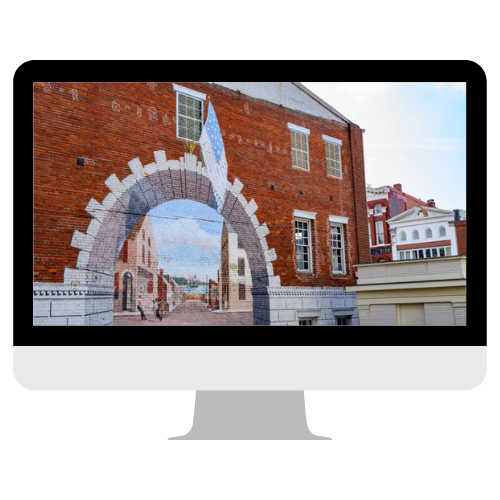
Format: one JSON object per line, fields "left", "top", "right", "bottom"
{"left": 142, "top": 245, "right": 145, "bottom": 264}
{"left": 148, "top": 251, "right": 151, "bottom": 268}
{"left": 400, "top": 231, "right": 407, "bottom": 242}
{"left": 123, "top": 240, "right": 128, "bottom": 263}
{"left": 148, "top": 237, "right": 151, "bottom": 247}
{"left": 399, "top": 246, "right": 452, "bottom": 260}
{"left": 336, "top": 317, "right": 350, "bottom": 326}
{"left": 374, "top": 204, "right": 382, "bottom": 215}
{"left": 295, "top": 219, "right": 312, "bottom": 272}
{"left": 299, "top": 319, "right": 315, "bottom": 326}
{"left": 238, "top": 283, "right": 246, "bottom": 301}
{"left": 412, "top": 230, "right": 420, "bottom": 241}
{"left": 288, "top": 123, "right": 310, "bottom": 170}
{"left": 438, "top": 226, "right": 446, "bottom": 237}
{"left": 238, "top": 257, "right": 245, "bottom": 277}
{"left": 174, "top": 84, "right": 206, "bottom": 142}
{"left": 376, "top": 221, "right": 385, "bottom": 245}
{"left": 425, "top": 228, "right": 433, "bottom": 239}
{"left": 323, "top": 135, "right": 342, "bottom": 178}
{"left": 330, "top": 224, "right": 345, "bottom": 274}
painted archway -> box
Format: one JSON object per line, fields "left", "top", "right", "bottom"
{"left": 67, "top": 151, "right": 279, "bottom": 325}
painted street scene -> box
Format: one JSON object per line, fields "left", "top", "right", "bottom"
{"left": 112, "top": 200, "right": 254, "bottom": 326}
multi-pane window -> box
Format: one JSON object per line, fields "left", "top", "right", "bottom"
{"left": 299, "top": 319, "right": 314, "bottom": 326}
{"left": 336, "top": 317, "right": 351, "bottom": 326}
{"left": 177, "top": 93, "right": 203, "bottom": 142}
{"left": 295, "top": 219, "right": 312, "bottom": 272}
{"left": 325, "top": 142, "right": 341, "bottom": 177}
{"left": 290, "top": 130, "right": 309, "bottom": 170}
{"left": 330, "top": 224, "right": 345, "bottom": 274}
{"left": 323, "top": 135, "right": 342, "bottom": 178}
{"left": 288, "top": 123, "right": 311, "bottom": 170}
{"left": 376, "top": 221, "right": 385, "bottom": 245}
{"left": 398, "top": 246, "right": 452, "bottom": 260}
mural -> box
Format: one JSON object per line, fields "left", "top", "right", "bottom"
{"left": 112, "top": 200, "right": 254, "bottom": 326}
{"left": 33, "top": 93, "right": 278, "bottom": 327}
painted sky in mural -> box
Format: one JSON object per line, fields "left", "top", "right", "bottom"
{"left": 149, "top": 200, "right": 224, "bottom": 281}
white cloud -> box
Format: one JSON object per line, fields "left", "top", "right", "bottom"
{"left": 154, "top": 216, "right": 221, "bottom": 253}
{"left": 435, "top": 82, "right": 466, "bottom": 92}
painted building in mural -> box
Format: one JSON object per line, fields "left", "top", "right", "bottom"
{"left": 113, "top": 214, "right": 166, "bottom": 315}
{"left": 220, "top": 222, "right": 253, "bottom": 311}
{"left": 33, "top": 82, "right": 370, "bottom": 326}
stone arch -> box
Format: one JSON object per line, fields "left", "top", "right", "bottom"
{"left": 65, "top": 151, "right": 278, "bottom": 325}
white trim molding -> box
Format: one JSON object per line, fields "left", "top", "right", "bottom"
{"left": 294, "top": 209, "right": 316, "bottom": 220}
{"left": 329, "top": 215, "right": 349, "bottom": 225}
{"left": 287, "top": 123, "right": 311, "bottom": 135}
{"left": 322, "top": 134, "right": 342, "bottom": 146}
{"left": 172, "top": 84, "right": 207, "bottom": 101}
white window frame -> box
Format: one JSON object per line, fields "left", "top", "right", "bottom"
{"left": 438, "top": 225, "right": 447, "bottom": 238}
{"left": 294, "top": 212, "right": 314, "bottom": 273}
{"left": 374, "top": 204, "right": 383, "bottom": 215}
{"left": 376, "top": 221, "right": 385, "bottom": 245}
{"left": 412, "top": 229, "right": 420, "bottom": 241}
{"left": 288, "top": 123, "right": 310, "bottom": 171}
{"left": 329, "top": 215, "right": 348, "bottom": 275}
{"left": 400, "top": 230, "right": 407, "bottom": 242}
{"left": 398, "top": 246, "right": 452, "bottom": 260}
{"left": 330, "top": 222, "right": 346, "bottom": 274}
{"left": 425, "top": 228, "right": 433, "bottom": 239}
{"left": 173, "top": 84, "right": 206, "bottom": 143}
{"left": 323, "top": 135, "right": 343, "bottom": 179}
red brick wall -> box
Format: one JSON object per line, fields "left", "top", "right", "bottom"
{"left": 455, "top": 221, "right": 466, "bottom": 255}
{"left": 33, "top": 82, "right": 369, "bottom": 287}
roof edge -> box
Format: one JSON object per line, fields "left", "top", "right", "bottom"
{"left": 292, "top": 83, "right": 352, "bottom": 124}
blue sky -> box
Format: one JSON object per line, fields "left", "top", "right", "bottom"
{"left": 303, "top": 82, "right": 467, "bottom": 210}
{"left": 149, "top": 200, "right": 224, "bottom": 280}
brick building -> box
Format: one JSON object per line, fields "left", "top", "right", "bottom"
{"left": 33, "top": 82, "right": 370, "bottom": 326}
{"left": 113, "top": 214, "right": 166, "bottom": 315}
{"left": 366, "top": 184, "right": 435, "bottom": 262}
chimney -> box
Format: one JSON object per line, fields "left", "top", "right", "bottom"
{"left": 393, "top": 183, "right": 402, "bottom": 191}
{"left": 427, "top": 199, "right": 436, "bottom": 208}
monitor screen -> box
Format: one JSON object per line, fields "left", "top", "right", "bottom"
{"left": 15, "top": 346, "right": 485, "bottom": 390}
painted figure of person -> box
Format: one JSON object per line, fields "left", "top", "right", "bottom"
{"left": 153, "top": 299, "right": 162, "bottom": 322}
{"left": 137, "top": 301, "right": 147, "bottom": 320}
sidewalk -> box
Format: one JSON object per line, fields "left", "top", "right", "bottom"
{"left": 113, "top": 301, "right": 254, "bottom": 326}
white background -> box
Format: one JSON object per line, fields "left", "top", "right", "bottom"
{"left": 12, "top": 346, "right": 487, "bottom": 390}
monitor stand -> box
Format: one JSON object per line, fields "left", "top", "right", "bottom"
{"left": 169, "top": 390, "right": 330, "bottom": 440}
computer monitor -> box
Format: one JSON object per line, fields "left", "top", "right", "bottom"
{"left": 14, "top": 345, "right": 485, "bottom": 439}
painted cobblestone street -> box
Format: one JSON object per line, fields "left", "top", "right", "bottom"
{"left": 113, "top": 301, "right": 254, "bottom": 326}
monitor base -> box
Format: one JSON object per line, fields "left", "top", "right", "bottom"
{"left": 169, "top": 390, "right": 330, "bottom": 440}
